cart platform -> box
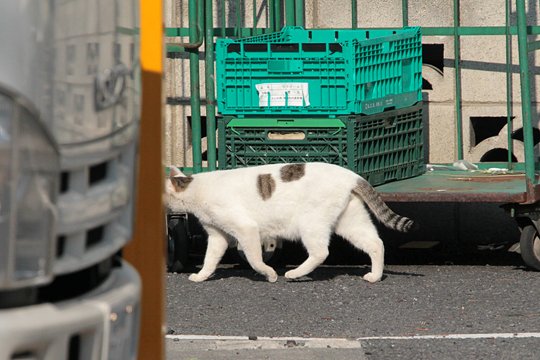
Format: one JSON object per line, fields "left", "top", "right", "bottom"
{"left": 377, "top": 167, "right": 535, "bottom": 204}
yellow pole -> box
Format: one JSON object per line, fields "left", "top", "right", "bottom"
{"left": 124, "top": 0, "right": 165, "bottom": 359}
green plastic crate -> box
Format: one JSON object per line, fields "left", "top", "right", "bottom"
{"left": 236, "top": 26, "right": 299, "bottom": 43}
{"left": 218, "top": 103, "right": 425, "bottom": 185}
{"left": 218, "top": 118, "right": 348, "bottom": 168}
{"left": 240, "top": 26, "right": 413, "bottom": 44}
{"left": 346, "top": 103, "right": 425, "bottom": 185}
{"left": 216, "top": 26, "right": 422, "bottom": 117}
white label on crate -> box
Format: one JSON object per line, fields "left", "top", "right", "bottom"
{"left": 256, "top": 83, "right": 310, "bottom": 107}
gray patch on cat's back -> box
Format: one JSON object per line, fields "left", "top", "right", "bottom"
{"left": 257, "top": 174, "right": 276, "bottom": 200}
{"left": 171, "top": 176, "right": 193, "bottom": 192}
{"left": 280, "top": 163, "right": 306, "bottom": 182}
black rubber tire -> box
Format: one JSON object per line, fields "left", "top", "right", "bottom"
{"left": 167, "top": 217, "right": 190, "bottom": 273}
{"left": 519, "top": 224, "right": 540, "bottom": 270}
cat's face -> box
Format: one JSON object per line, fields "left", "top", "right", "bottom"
{"left": 165, "top": 167, "right": 193, "bottom": 212}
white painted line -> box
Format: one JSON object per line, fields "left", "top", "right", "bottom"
{"left": 166, "top": 335, "right": 346, "bottom": 341}
{"left": 167, "top": 332, "right": 540, "bottom": 343}
{"left": 166, "top": 335, "right": 362, "bottom": 351}
{"left": 356, "top": 332, "right": 540, "bottom": 341}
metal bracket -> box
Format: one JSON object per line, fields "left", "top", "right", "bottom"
{"left": 502, "top": 202, "right": 540, "bottom": 232}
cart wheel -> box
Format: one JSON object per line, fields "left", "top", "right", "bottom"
{"left": 520, "top": 224, "right": 540, "bottom": 270}
{"left": 167, "top": 217, "right": 190, "bottom": 273}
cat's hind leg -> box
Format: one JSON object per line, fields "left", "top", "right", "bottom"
{"left": 335, "top": 197, "right": 384, "bottom": 283}
{"left": 233, "top": 222, "right": 278, "bottom": 282}
{"left": 189, "top": 226, "right": 229, "bottom": 282}
{"left": 284, "top": 225, "right": 330, "bottom": 279}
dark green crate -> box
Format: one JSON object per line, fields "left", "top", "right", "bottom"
{"left": 218, "top": 104, "right": 425, "bottom": 185}
{"left": 218, "top": 118, "right": 348, "bottom": 169}
{"left": 346, "top": 103, "right": 425, "bottom": 185}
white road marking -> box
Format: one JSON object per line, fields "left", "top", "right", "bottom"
{"left": 167, "top": 335, "right": 349, "bottom": 341}
{"left": 167, "top": 331, "right": 540, "bottom": 344}
{"left": 166, "top": 335, "right": 362, "bottom": 350}
{"left": 357, "top": 332, "right": 540, "bottom": 340}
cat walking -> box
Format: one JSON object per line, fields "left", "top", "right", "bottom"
{"left": 165, "top": 162, "right": 415, "bottom": 283}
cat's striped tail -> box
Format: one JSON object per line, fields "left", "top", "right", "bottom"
{"left": 351, "top": 178, "right": 416, "bottom": 232}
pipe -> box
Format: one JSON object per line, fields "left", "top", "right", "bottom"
{"left": 295, "top": 0, "right": 304, "bottom": 27}
{"left": 516, "top": 0, "right": 536, "bottom": 187}
{"left": 174, "top": 0, "right": 203, "bottom": 49}
{"left": 453, "top": 0, "right": 463, "bottom": 160}
{"left": 285, "top": 0, "right": 295, "bottom": 26}
{"left": 351, "top": 0, "right": 357, "bottom": 28}
{"left": 274, "top": 0, "right": 282, "bottom": 31}
{"left": 253, "top": 0, "right": 258, "bottom": 29}
{"left": 236, "top": 0, "right": 242, "bottom": 36}
{"left": 189, "top": 0, "right": 202, "bottom": 172}
{"left": 402, "top": 0, "right": 408, "bottom": 27}
{"left": 505, "top": 0, "right": 514, "bottom": 169}
{"left": 205, "top": 0, "right": 216, "bottom": 170}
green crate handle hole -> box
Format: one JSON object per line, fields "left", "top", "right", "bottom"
{"left": 267, "top": 130, "right": 306, "bottom": 140}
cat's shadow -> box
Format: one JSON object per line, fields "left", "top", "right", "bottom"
{"left": 206, "top": 265, "right": 424, "bottom": 282}
{"left": 279, "top": 266, "right": 424, "bottom": 282}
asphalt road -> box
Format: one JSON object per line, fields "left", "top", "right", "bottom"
{"left": 166, "top": 250, "right": 540, "bottom": 359}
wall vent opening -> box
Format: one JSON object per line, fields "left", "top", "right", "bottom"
{"left": 187, "top": 115, "right": 207, "bottom": 138}
{"left": 511, "top": 127, "right": 540, "bottom": 145}
{"left": 470, "top": 116, "right": 510, "bottom": 146}
{"left": 422, "top": 78, "right": 433, "bottom": 90}
{"left": 422, "top": 44, "right": 444, "bottom": 90}
{"left": 480, "top": 148, "right": 518, "bottom": 162}
{"left": 422, "top": 44, "right": 444, "bottom": 73}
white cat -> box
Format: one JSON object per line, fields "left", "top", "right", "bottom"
{"left": 165, "top": 162, "right": 415, "bottom": 283}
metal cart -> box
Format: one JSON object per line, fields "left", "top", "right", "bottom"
{"left": 166, "top": 0, "right": 540, "bottom": 270}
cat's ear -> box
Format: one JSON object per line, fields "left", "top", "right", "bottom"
{"left": 170, "top": 175, "right": 193, "bottom": 192}
{"left": 168, "top": 166, "right": 193, "bottom": 192}
{"left": 169, "top": 166, "right": 185, "bottom": 178}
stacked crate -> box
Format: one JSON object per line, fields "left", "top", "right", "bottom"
{"left": 215, "top": 26, "right": 424, "bottom": 185}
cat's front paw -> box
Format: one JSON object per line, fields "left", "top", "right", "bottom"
{"left": 188, "top": 273, "right": 207, "bottom": 282}
{"left": 266, "top": 271, "right": 278, "bottom": 283}
{"left": 363, "top": 272, "right": 382, "bottom": 283}
{"left": 284, "top": 270, "right": 300, "bottom": 279}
